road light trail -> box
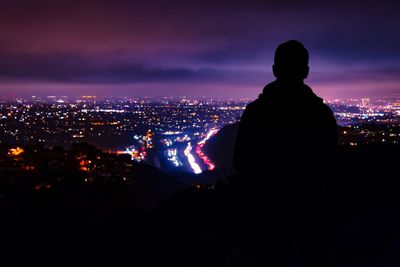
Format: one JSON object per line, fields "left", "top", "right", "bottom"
{"left": 184, "top": 142, "right": 202, "bottom": 174}
{"left": 196, "top": 129, "right": 219, "bottom": 171}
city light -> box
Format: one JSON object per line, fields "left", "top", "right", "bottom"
{"left": 2, "top": 96, "right": 400, "bottom": 177}
{"left": 166, "top": 148, "right": 183, "bottom": 167}
{"left": 9, "top": 147, "right": 24, "bottom": 157}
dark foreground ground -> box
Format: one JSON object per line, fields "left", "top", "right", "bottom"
{"left": 1, "top": 143, "right": 400, "bottom": 266}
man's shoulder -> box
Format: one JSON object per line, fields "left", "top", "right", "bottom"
{"left": 307, "top": 97, "right": 336, "bottom": 125}
{"left": 243, "top": 98, "right": 266, "bottom": 118}
{"left": 244, "top": 82, "right": 276, "bottom": 111}
{"left": 300, "top": 84, "right": 333, "bottom": 113}
{"left": 312, "top": 98, "right": 334, "bottom": 116}
{"left": 245, "top": 98, "right": 261, "bottom": 110}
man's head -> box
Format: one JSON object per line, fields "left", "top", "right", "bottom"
{"left": 273, "top": 40, "right": 309, "bottom": 82}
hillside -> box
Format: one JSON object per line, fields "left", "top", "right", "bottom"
{"left": 203, "top": 123, "right": 239, "bottom": 171}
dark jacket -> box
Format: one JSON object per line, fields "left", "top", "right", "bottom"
{"left": 233, "top": 80, "right": 338, "bottom": 188}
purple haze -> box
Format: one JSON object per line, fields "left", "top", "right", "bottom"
{"left": 0, "top": 0, "right": 399, "bottom": 100}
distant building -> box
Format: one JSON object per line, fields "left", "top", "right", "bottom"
{"left": 361, "top": 98, "right": 370, "bottom": 107}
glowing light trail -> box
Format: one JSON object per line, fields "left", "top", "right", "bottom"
{"left": 197, "top": 129, "right": 219, "bottom": 146}
{"left": 184, "top": 142, "right": 202, "bottom": 174}
{"left": 196, "top": 129, "right": 219, "bottom": 171}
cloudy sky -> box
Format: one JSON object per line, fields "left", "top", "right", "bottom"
{"left": 0, "top": 0, "right": 399, "bottom": 99}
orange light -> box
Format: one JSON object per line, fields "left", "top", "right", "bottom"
{"left": 79, "top": 160, "right": 90, "bottom": 172}
{"left": 9, "top": 147, "right": 24, "bottom": 157}
{"left": 22, "top": 165, "right": 35, "bottom": 171}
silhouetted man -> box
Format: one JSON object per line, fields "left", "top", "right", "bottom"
{"left": 234, "top": 40, "right": 337, "bottom": 184}
{"left": 233, "top": 40, "right": 337, "bottom": 266}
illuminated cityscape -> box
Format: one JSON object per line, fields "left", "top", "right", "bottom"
{"left": 0, "top": 96, "right": 246, "bottom": 174}
{"left": 1, "top": 95, "right": 400, "bottom": 179}
{"left": 1, "top": 97, "right": 400, "bottom": 155}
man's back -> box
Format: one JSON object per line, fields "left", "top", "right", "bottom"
{"left": 232, "top": 40, "right": 338, "bottom": 266}
{"left": 233, "top": 40, "right": 337, "bottom": 188}
{"left": 233, "top": 80, "right": 337, "bottom": 185}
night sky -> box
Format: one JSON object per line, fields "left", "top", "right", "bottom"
{"left": 0, "top": 0, "right": 399, "bottom": 99}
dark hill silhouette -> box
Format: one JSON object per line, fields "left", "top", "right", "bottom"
{"left": 202, "top": 122, "right": 239, "bottom": 171}
{"left": 168, "top": 167, "right": 231, "bottom": 185}
{"left": 117, "top": 162, "right": 187, "bottom": 209}
{"left": 0, "top": 158, "right": 185, "bottom": 266}
{"left": 2, "top": 140, "right": 400, "bottom": 266}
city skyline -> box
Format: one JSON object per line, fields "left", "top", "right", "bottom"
{"left": 0, "top": 1, "right": 399, "bottom": 99}
{"left": 0, "top": 95, "right": 399, "bottom": 178}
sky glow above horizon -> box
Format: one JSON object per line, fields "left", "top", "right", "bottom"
{"left": 0, "top": 0, "right": 399, "bottom": 100}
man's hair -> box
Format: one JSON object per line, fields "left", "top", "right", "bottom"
{"left": 274, "top": 40, "right": 309, "bottom": 78}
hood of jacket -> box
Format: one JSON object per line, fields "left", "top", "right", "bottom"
{"left": 258, "top": 80, "right": 323, "bottom": 103}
